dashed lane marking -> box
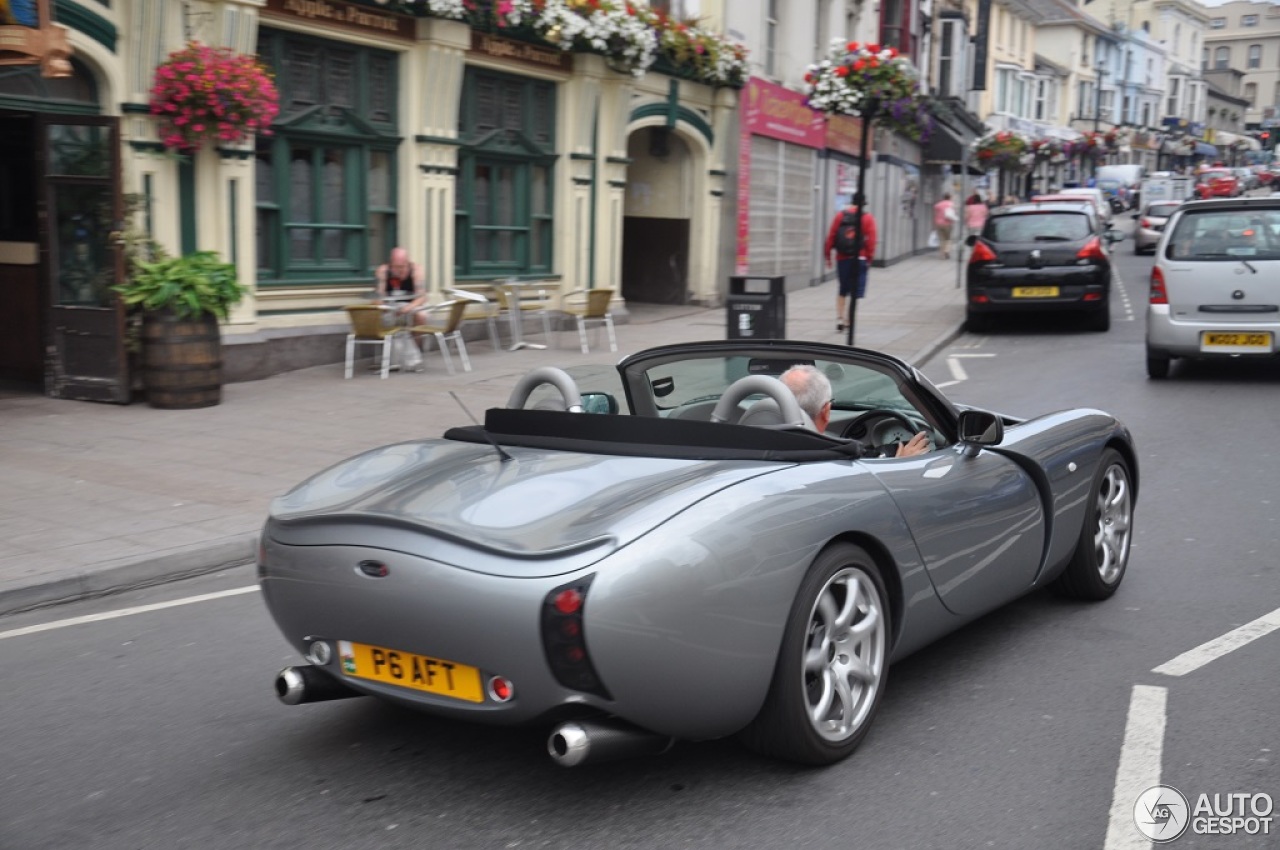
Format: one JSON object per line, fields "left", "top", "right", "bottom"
{"left": 0, "top": 586, "right": 259, "bottom": 640}
{"left": 1151, "top": 606, "right": 1280, "bottom": 677}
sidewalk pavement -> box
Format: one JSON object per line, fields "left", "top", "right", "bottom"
{"left": 0, "top": 252, "right": 967, "bottom": 616}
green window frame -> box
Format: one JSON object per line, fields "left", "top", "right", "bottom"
{"left": 254, "top": 29, "right": 399, "bottom": 285}
{"left": 455, "top": 68, "right": 557, "bottom": 280}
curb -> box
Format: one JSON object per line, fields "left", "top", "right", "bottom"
{"left": 0, "top": 534, "right": 258, "bottom": 617}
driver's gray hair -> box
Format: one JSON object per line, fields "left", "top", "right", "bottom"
{"left": 780, "top": 365, "right": 832, "bottom": 420}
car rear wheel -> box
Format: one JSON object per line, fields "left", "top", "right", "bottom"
{"left": 1146, "top": 351, "right": 1170, "bottom": 379}
{"left": 1087, "top": 306, "right": 1111, "bottom": 332}
{"left": 1052, "top": 449, "right": 1133, "bottom": 600}
{"left": 741, "top": 544, "right": 889, "bottom": 765}
{"left": 965, "top": 310, "right": 992, "bottom": 334}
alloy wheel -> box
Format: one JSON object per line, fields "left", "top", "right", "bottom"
{"left": 801, "top": 566, "right": 886, "bottom": 742}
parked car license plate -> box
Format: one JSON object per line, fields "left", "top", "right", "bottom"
{"left": 1012, "top": 286, "right": 1059, "bottom": 298}
{"left": 338, "top": 640, "right": 484, "bottom": 702}
{"left": 1201, "top": 332, "right": 1272, "bottom": 352}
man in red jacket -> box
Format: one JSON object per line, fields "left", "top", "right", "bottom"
{"left": 824, "top": 192, "right": 877, "bottom": 333}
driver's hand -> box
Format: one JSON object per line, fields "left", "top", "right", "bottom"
{"left": 894, "top": 431, "right": 930, "bottom": 457}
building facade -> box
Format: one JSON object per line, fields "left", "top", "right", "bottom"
{"left": 0, "top": 0, "right": 746, "bottom": 400}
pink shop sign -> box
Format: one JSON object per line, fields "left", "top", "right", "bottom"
{"left": 743, "top": 77, "right": 826, "bottom": 148}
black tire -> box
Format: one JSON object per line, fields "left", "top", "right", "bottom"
{"left": 965, "top": 311, "right": 992, "bottom": 334}
{"left": 740, "top": 544, "right": 890, "bottom": 765}
{"left": 1052, "top": 449, "right": 1133, "bottom": 600}
{"left": 1087, "top": 306, "right": 1111, "bottom": 332}
{"left": 1146, "top": 352, "right": 1170, "bottom": 379}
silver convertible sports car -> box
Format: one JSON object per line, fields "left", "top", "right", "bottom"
{"left": 260, "top": 340, "right": 1137, "bottom": 767}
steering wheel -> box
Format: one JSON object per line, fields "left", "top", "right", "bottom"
{"left": 709, "top": 375, "right": 807, "bottom": 427}
{"left": 505, "top": 367, "right": 583, "bottom": 413}
{"left": 839, "top": 409, "right": 922, "bottom": 443}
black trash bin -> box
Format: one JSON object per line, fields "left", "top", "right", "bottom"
{"left": 726, "top": 276, "right": 786, "bottom": 340}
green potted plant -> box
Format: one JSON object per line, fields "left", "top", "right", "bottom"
{"left": 114, "top": 249, "right": 246, "bottom": 409}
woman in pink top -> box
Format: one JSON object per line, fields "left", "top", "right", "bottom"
{"left": 932, "top": 193, "right": 956, "bottom": 259}
{"left": 964, "top": 193, "right": 989, "bottom": 236}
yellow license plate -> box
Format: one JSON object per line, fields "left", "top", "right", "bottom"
{"left": 1012, "top": 286, "right": 1060, "bottom": 298}
{"left": 338, "top": 640, "right": 484, "bottom": 702}
{"left": 1201, "top": 332, "right": 1272, "bottom": 350}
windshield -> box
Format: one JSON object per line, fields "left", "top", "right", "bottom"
{"left": 1167, "top": 209, "right": 1280, "bottom": 260}
{"left": 985, "top": 212, "right": 1092, "bottom": 242}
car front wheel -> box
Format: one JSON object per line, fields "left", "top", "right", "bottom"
{"left": 1052, "top": 449, "right": 1133, "bottom": 600}
{"left": 741, "top": 544, "right": 889, "bottom": 765}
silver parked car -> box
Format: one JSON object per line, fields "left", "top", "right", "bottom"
{"left": 261, "top": 341, "right": 1138, "bottom": 766}
{"left": 1146, "top": 197, "right": 1280, "bottom": 378}
{"left": 1132, "top": 200, "right": 1182, "bottom": 254}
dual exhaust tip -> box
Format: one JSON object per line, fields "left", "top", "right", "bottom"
{"left": 275, "top": 665, "right": 673, "bottom": 767}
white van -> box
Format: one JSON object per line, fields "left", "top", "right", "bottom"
{"left": 1097, "top": 164, "right": 1145, "bottom": 187}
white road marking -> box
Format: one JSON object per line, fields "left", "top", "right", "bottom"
{"left": 0, "top": 585, "right": 259, "bottom": 640}
{"left": 1104, "top": 685, "right": 1167, "bottom": 850}
{"left": 935, "top": 352, "right": 995, "bottom": 388}
{"left": 1113, "top": 268, "right": 1136, "bottom": 323}
{"left": 1151, "top": 606, "right": 1280, "bottom": 677}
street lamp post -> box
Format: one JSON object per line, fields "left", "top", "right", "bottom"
{"left": 846, "top": 98, "right": 879, "bottom": 348}
{"left": 1093, "top": 58, "right": 1108, "bottom": 175}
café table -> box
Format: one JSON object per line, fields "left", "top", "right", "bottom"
{"left": 494, "top": 280, "right": 552, "bottom": 351}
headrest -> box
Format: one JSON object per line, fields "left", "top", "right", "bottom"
{"left": 737, "top": 397, "right": 816, "bottom": 431}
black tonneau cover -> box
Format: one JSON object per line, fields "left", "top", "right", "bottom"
{"left": 443, "top": 408, "right": 868, "bottom": 462}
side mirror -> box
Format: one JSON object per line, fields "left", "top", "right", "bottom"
{"left": 1131, "top": 212, "right": 1140, "bottom": 219}
{"left": 965, "top": 234, "right": 977, "bottom": 247}
{"left": 580, "top": 392, "right": 619, "bottom": 415}
{"left": 956, "top": 409, "right": 1004, "bottom": 456}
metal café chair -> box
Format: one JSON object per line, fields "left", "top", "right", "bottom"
{"left": 343, "top": 304, "right": 403, "bottom": 379}
{"left": 559, "top": 287, "right": 617, "bottom": 354}
{"left": 407, "top": 300, "right": 471, "bottom": 374}
{"left": 446, "top": 286, "right": 503, "bottom": 350}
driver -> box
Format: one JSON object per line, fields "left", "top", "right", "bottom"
{"left": 781, "top": 365, "right": 930, "bottom": 458}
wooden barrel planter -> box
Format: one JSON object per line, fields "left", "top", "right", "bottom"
{"left": 141, "top": 312, "right": 223, "bottom": 409}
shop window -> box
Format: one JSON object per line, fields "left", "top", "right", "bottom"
{"left": 255, "top": 30, "right": 398, "bottom": 284}
{"left": 879, "top": 0, "right": 914, "bottom": 62}
{"left": 455, "top": 68, "right": 556, "bottom": 279}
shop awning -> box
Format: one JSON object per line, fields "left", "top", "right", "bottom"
{"left": 924, "top": 122, "right": 983, "bottom": 174}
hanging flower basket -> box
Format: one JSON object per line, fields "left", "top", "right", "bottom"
{"left": 972, "top": 130, "right": 1031, "bottom": 171}
{"left": 803, "top": 40, "right": 932, "bottom": 140}
{"left": 411, "top": 0, "right": 747, "bottom": 86}
{"left": 1080, "top": 130, "right": 1118, "bottom": 160}
{"left": 150, "top": 42, "right": 279, "bottom": 153}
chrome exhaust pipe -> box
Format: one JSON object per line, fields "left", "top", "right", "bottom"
{"left": 274, "top": 665, "right": 364, "bottom": 705}
{"left": 547, "top": 718, "right": 674, "bottom": 767}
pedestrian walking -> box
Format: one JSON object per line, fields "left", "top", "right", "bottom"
{"left": 932, "top": 193, "right": 956, "bottom": 259}
{"left": 823, "top": 193, "right": 877, "bottom": 333}
{"left": 964, "top": 193, "right": 988, "bottom": 238}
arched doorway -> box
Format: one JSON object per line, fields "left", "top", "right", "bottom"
{"left": 0, "top": 58, "right": 127, "bottom": 401}
{"left": 621, "top": 126, "right": 694, "bottom": 304}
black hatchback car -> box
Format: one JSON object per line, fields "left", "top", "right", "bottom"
{"left": 965, "top": 202, "right": 1125, "bottom": 332}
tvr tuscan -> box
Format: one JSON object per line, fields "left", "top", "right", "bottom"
{"left": 260, "top": 340, "right": 1137, "bottom": 767}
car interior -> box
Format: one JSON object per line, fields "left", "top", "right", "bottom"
{"left": 506, "top": 354, "right": 954, "bottom": 458}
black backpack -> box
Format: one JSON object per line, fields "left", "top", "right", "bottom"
{"left": 834, "top": 210, "right": 864, "bottom": 256}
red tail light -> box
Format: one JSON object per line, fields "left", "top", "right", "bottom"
{"left": 1150, "top": 266, "right": 1168, "bottom": 305}
{"left": 1140, "top": 218, "right": 1152, "bottom": 228}
{"left": 1076, "top": 237, "right": 1107, "bottom": 262}
{"left": 969, "top": 241, "right": 997, "bottom": 263}
{"left": 541, "top": 575, "right": 611, "bottom": 699}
